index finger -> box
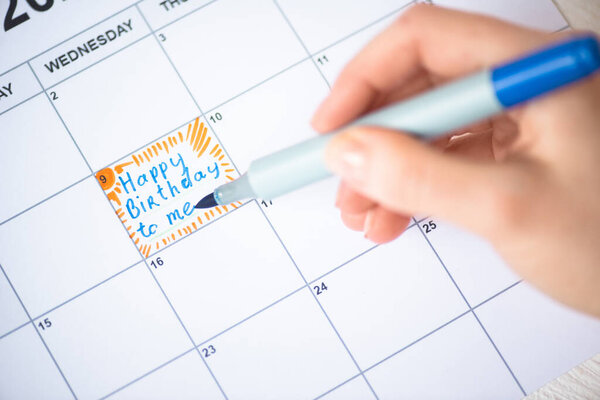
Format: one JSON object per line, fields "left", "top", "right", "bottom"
{"left": 312, "top": 4, "right": 553, "bottom": 132}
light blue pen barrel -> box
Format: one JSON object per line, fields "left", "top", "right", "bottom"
{"left": 214, "top": 35, "right": 600, "bottom": 205}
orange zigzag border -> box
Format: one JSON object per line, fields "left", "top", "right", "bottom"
{"left": 96, "top": 117, "right": 242, "bottom": 258}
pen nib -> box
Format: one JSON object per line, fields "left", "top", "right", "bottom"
{"left": 195, "top": 192, "right": 218, "bottom": 209}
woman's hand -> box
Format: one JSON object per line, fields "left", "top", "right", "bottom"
{"left": 312, "top": 4, "right": 600, "bottom": 317}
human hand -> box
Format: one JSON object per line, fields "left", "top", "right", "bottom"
{"left": 312, "top": 4, "right": 600, "bottom": 317}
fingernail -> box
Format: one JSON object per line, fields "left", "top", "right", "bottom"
{"left": 326, "top": 133, "right": 368, "bottom": 183}
{"left": 364, "top": 209, "right": 375, "bottom": 240}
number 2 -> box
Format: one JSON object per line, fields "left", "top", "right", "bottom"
{"left": 50, "top": 91, "right": 58, "bottom": 100}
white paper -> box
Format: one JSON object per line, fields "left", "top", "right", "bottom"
{"left": 0, "top": 1, "right": 597, "bottom": 399}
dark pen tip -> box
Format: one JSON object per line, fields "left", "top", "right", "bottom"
{"left": 195, "top": 192, "right": 218, "bottom": 209}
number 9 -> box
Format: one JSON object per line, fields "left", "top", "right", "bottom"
{"left": 96, "top": 168, "right": 116, "bottom": 190}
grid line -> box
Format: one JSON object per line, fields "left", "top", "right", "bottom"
{"left": 255, "top": 201, "right": 381, "bottom": 399}
{"left": 97, "top": 279, "right": 525, "bottom": 400}
{"left": 0, "top": 201, "right": 381, "bottom": 344}
{"left": 135, "top": 4, "right": 242, "bottom": 177}
{"left": 98, "top": 347, "right": 197, "bottom": 400}
{"left": 0, "top": 90, "right": 43, "bottom": 118}
{"left": 133, "top": 4, "right": 234, "bottom": 397}
{"left": 0, "top": 173, "right": 91, "bottom": 227}
{"left": 0, "top": 320, "right": 29, "bottom": 341}
{"left": 306, "top": 219, "right": 420, "bottom": 287}
{"left": 91, "top": 144, "right": 230, "bottom": 399}
{"left": 308, "top": 0, "right": 415, "bottom": 62}
{"left": 101, "top": 284, "right": 307, "bottom": 399}
{"left": 43, "top": 32, "right": 153, "bottom": 92}
{"left": 416, "top": 222, "right": 527, "bottom": 395}
{"left": 273, "top": 0, "right": 332, "bottom": 89}
{"left": 27, "top": 62, "right": 93, "bottom": 173}
{"left": 29, "top": 13, "right": 231, "bottom": 396}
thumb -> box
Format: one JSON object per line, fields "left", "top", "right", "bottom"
{"left": 324, "top": 127, "right": 523, "bottom": 235}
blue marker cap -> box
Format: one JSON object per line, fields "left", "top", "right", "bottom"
{"left": 492, "top": 35, "right": 600, "bottom": 108}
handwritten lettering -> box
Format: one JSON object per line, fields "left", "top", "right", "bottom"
{"left": 120, "top": 153, "right": 220, "bottom": 234}
{"left": 98, "top": 117, "right": 235, "bottom": 258}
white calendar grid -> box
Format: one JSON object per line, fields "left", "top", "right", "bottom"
{"left": 1, "top": 1, "right": 596, "bottom": 399}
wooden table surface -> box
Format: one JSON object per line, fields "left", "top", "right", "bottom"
{"left": 525, "top": 1, "right": 600, "bottom": 399}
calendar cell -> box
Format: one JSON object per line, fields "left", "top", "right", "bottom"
{"left": 316, "top": 226, "right": 468, "bottom": 368}
{"left": 264, "top": 178, "right": 375, "bottom": 281}
{"left": 433, "top": 0, "right": 567, "bottom": 31}
{"left": 319, "top": 377, "right": 376, "bottom": 400}
{"left": 0, "top": 64, "right": 41, "bottom": 114}
{"left": 476, "top": 283, "right": 600, "bottom": 394}
{"left": 204, "top": 289, "right": 357, "bottom": 400}
{"left": 0, "top": 325, "right": 72, "bottom": 400}
{"left": 314, "top": 12, "right": 401, "bottom": 86}
{"left": 153, "top": 202, "right": 303, "bottom": 343}
{"left": 0, "top": 94, "right": 89, "bottom": 223}
{"left": 158, "top": 0, "right": 306, "bottom": 111}
{"left": 51, "top": 37, "right": 198, "bottom": 170}
{"left": 422, "top": 220, "right": 520, "bottom": 306}
{"left": 35, "top": 263, "right": 192, "bottom": 400}
{"left": 96, "top": 117, "right": 239, "bottom": 258}
{"left": 0, "top": 269, "right": 28, "bottom": 338}
{"left": 138, "top": 0, "right": 214, "bottom": 30}
{"left": 277, "top": 0, "right": 412, "bottom": 53}
{"left": 30, "top": 8, "right": 150, "bottom": 88}
{"left": 110, "top": 352, "right": 224, "bottom": 400}
{"left": 211, "top": 60, "right": 372, "bottom": 281}
{"left": 2, "top": 97, "right": 83, "bottom": 218}
{"left": 210, "top": 61, "right": 328, "bottom": 171}
{"left": 366, "top": 313, "right": 523, "bottom": 399}
{"left": 0, "top": 178, "right": 141, "bottom": 317}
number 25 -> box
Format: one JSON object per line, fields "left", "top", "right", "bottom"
{"left": 422, "top": 220, "right": 437, "bottom": 233}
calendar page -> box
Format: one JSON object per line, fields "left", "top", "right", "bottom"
{"left": 1, "top": 1, "right": 598, "bottom": 399}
